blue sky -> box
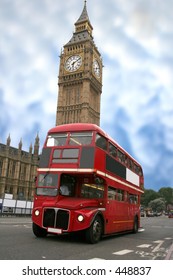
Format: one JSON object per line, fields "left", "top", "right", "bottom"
{"left": 1, "top": 0, "right": 173, "bottom": 190}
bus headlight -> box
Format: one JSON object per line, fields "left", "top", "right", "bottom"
{"left": 77, "top": 214, "right": 84, "bottom": 222}
{"left": 35, "top": 210, "right": 40, "bottom": 216}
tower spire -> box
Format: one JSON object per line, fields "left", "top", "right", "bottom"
{"left": 56, "top": 0, "right": 102, "bottom": 126}
{"left": 72, "top": 0, "right": 93, "bottom": 37}
{"left": 76, "top": 0, "right": 90, "bottom": 24}
{"left": 65, "top": 0, "right": 93, "bottom": 46}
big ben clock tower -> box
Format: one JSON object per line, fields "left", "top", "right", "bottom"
{"left": 56, "top": 1, "right": 103, "bottom": 126}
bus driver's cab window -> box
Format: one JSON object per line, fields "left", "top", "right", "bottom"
{"left": 59, "top": 174, "right": 76, "bottom": 196}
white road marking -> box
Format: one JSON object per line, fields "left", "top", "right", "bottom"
{"left": 138, "top": 228, "right": 145, "bottom": 232}
{"left": 152, "top": 226, "right": 161, "bottom": 228}
{"left": 113, "top": 249, "right": 134, "bottom": 255}
{"left": 89, "top": 258, "right": 105, "bottom": 260}
{"left": 137, "top": 244, "right": 152, "bottom": 248}
{"left": 24, "top": 225, "right": 32, "bottom": 228}
{"left": 152, "top": 240, "right": 164, "bottom": 253}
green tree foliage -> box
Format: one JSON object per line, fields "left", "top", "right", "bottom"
{"left": 158, "top": 187, "right": 173, "bottom": 207}
{"left": 148, "top": 198, "right": 165, "bottom": 213}
{"left": 141, "top": 187, "right": 173, "bottom": 210}
{"left": 141, "top": 189, "right": 159, "bottom": 207}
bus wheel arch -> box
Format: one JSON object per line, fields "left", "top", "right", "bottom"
{"left": 85, "top": 214, "right": 104, "bottom": 244}
{"left": 32, "top": 222, "right": 47, "bottom": 238}
{"left": 133, "top": 215, "right": 139, "bottom": 234}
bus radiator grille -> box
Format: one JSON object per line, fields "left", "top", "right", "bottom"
{"left": 56, "top": 209, "right": 69, "bottom": 230}
{"left": 43, "top": 208, "right": 69, "bottom": 230}
{"left": 43, "top": 209, "right": 55, "bottom": 228}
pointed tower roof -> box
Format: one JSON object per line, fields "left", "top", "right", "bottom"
{"left": 65, "top": 1, "right": 93, "bottom": 46}
{"left": 34, "top": 133, "right": 39, "bottom": 156}
{"left": 6, "top": 134, "right": 11, "bottom": 146}
{"left": 75, "top": 0, "right": 93, "bottom": 31}
{"left": 18, "top": 138, "right": 22, "bottom": 150}
{"left": 34, "top": 133, "right": 40, "bottom": 146}
{"left": 75, "top": 0, "right": 90, "bottom": 24}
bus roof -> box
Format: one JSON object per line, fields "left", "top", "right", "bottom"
{"left": 48, "top": 123, "right": 141, "bottom": 167}
{"left": 48, "top": 123, "right": 105, "bottom": 135}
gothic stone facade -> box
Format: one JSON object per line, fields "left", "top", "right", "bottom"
{"left": 0, "top": 136, "right": 39, "bottom": 201}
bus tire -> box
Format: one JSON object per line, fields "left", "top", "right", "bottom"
{"left": 85, "top": 215, "right": 103, "bottom": 244}
{"left": 32, "top": 222, "right": 47, "bottom": 238}
{"left": 133, "top": 216, "right": 138, "bottom": 234}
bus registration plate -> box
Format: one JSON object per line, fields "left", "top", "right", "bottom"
{"left": 48, "top": 227, "right": 62, "bottom": 234}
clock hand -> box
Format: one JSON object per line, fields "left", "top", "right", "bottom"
{"left": 72, "top": 58, "right": 81, "bottom": 69}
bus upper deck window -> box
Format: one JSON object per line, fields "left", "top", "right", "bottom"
{"left": 69, "top": 132, "right": 93, "bottom": 146}
{"left": 96, "top": 134, "right": 107, "bottom": 151}
{"left": 47, "top": 136, "right": 55, "bottom": 146}
{"left": 109, "top": 143, "right": 117, "bottom": 158}
{"left": 47, "top": 134, "right": 67, "bottom": 147}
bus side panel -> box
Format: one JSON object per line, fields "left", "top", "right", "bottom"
{"left": 106, "top": 154, "right": 126, "bottom": 180}
{"left": 94, "top": 148, "right": 106, "bottom": 171}
{"left": 39, "top": 148, "right": 52, "bottom": 168}
{"left": 80, "top": 147, "right": 95, "bottom": 168}
{"left": 105, "top": 200, "right": 138, "bottom": 234}
{"left": 105, "top": 192, "right": 130, "bottom": 234}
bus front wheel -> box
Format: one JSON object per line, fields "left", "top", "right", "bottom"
{"left": 32, "top": 222, "right": 47, "bottom": 238}
{"left": 85, "top": 216, "right": 103, "bottom": 244}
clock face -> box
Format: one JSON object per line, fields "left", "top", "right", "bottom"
{"left": 65, "top": 55, "right": 82, "bottom": 72}
{"left": 93, "top": 59, "right": 101, "bottom": 78}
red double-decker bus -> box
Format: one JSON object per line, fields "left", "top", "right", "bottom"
{"left": 32, "top": 123, "right": 144, "bottom": 243}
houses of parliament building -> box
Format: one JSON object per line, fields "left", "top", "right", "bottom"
{"left": 0, "top": 1, "right": 103, "bottom": 201}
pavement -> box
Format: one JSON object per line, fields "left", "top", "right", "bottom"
{"left": 165, "top": 243, "right": 173, "bottom": 260}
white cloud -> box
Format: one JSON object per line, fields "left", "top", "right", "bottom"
{"left": 1, "top": 0, "right": 173, "bottom": 189}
